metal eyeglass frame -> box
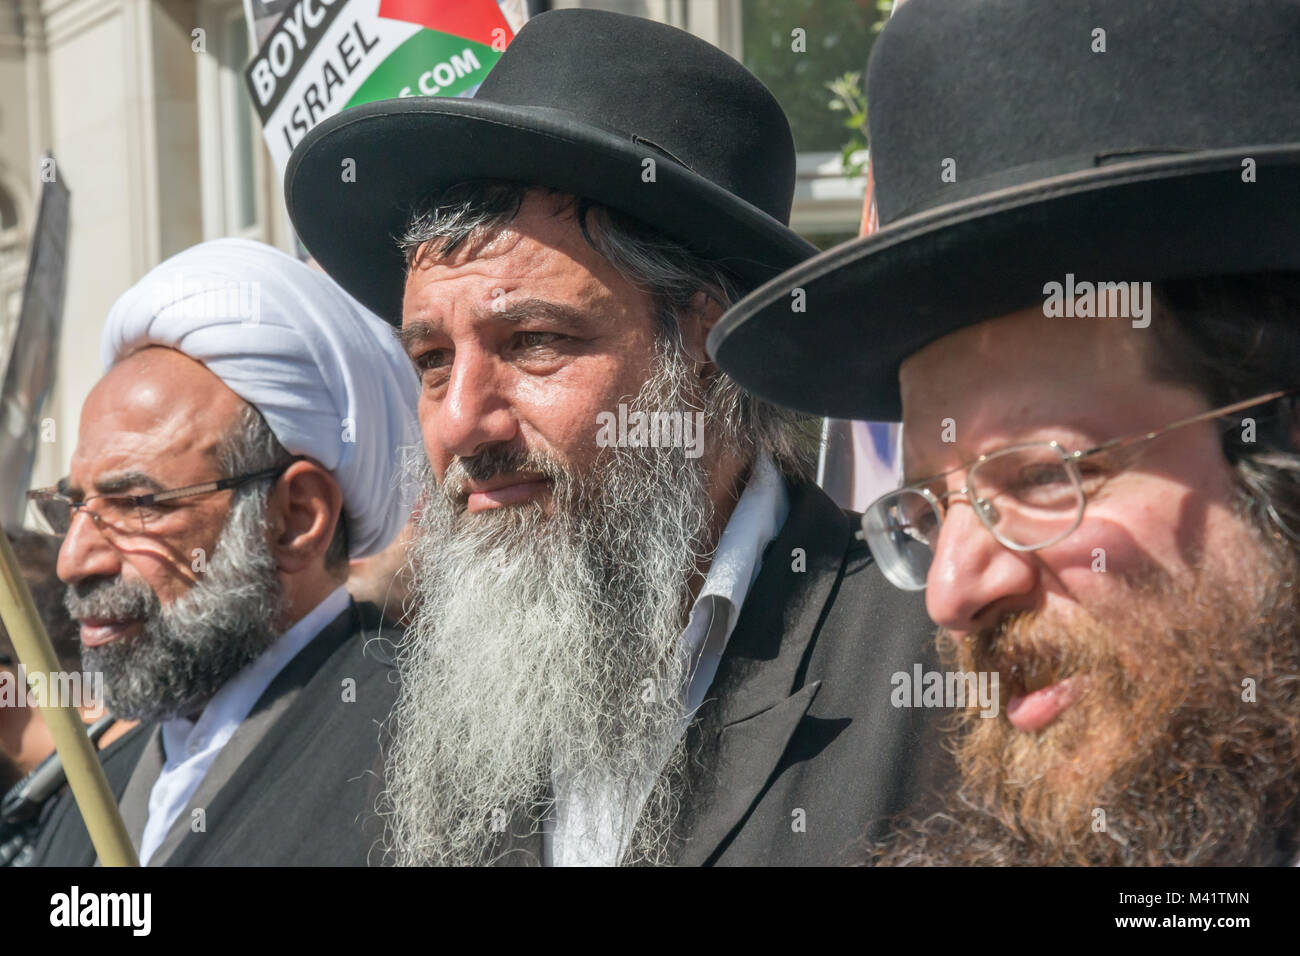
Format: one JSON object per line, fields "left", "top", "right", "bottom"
{"left": 26, "top": 457, "right": 304, "bottom": 538}
{"left": 863, "top": 387, "right": 1299, "bottom": 591}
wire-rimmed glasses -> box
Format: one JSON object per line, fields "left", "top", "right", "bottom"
{"left": 862, "top": 389, "right": 1297, "bottom": 591}
{"left": 26, "top": 459, "right": 301, "bottom": 540}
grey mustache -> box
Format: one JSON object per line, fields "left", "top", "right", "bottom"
{"left": 64, "top": 578, "right": 157, "bottom": 622}
{"left": 441, "top": 445, "right": 562, "bottom": 503}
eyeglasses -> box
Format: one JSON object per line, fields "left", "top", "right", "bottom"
{"left": 862, "top": 389, "right": 1297, "bottom": 592}
{"left": 26, "top": 459, "right": 301, "bottom": 539}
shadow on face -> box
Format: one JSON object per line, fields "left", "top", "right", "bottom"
{"left": 400, "top": 188, "right": 746, "bottom": 523}
{"left": 898, "top": 305, "right": 1255, "bottom": 640}
{"left": 58, "top": 347, "right": 248, "bottom": 645}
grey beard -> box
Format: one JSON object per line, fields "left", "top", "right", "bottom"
{"left": 68, "top": 488, "right": 284, "bottom": 722}
{"left": 383, "top": 344, "right": 722, "bottom": 866}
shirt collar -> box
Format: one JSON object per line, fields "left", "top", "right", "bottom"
{"left": 685, "top": 453, "right": 788, "bottom": 648}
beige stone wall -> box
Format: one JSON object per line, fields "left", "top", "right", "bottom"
{"left": 6, "top": 0, "right": 852, "bottom": 506}
{"left": 24, "top": 0, "right": 207, "bottom": 493}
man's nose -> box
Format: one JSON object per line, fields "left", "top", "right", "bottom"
{"left": 925, "top": 497, "right": 1036, "bottom": 631}
{"left": 432, "top": 351, "right": 519, "bottom": 460}
{"left": 57, "top": 509, "right": 121, "bottom": 585}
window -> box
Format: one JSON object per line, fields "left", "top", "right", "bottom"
{"left": 529, "top": 2, "right": 885, "bottom": 239}
{"left": 197, "top": 0, "right": 269, "bottom": 239}
{"left": 739, "top": 0, "right": 886, "bottom": 240}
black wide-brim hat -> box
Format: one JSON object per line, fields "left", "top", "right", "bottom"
{"left": 709, "top": 0, "right": 1300, "bottom": 422}
{"left": 285, "top": 8, "right": 817, "bottom": 325}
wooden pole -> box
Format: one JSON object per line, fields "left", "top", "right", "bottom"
{"left": 0, "top": 531, "right": 137, "bottom": 866}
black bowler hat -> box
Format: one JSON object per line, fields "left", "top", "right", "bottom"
{"left": 709, "top": 0, "right": 1300, "bottom": 421}
{"left": 285, "top": 8, "right": 818, "bottom": 326}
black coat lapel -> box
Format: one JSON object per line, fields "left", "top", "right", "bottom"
{"left": 159, "top": 603, "right": 364, "bottom": 866}
{"left": 673, "top": 480, "right": 851, "bottom": 866}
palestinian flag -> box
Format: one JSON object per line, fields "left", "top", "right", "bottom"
{"left": 348, "top": 0, "right": 513, "bottom": 106}
{"left": 246, "top": 0, "right": 515, "bottom": 173}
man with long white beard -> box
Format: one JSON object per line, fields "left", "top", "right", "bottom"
{"left": 709, "top": 0, "right": 1300, "bottom": 865}
{"left": 287, "top": 9, "right": 952, "bottom": 865}
{"left": 32, "top": 238, "right": 419, "bottom": 865}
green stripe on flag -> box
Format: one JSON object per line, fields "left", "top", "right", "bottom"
{"left": 346, "top": 32, "right": 500, "bottom": 107}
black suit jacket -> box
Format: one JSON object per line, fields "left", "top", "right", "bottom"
{"left": 496, "top": 479, "right": 953, "bottom": 865}
{"left": 35, "top": 600, "right": 398, "bottom": 866}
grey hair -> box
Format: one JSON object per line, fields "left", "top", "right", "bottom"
{"left": 214, "top": 403, "right": 350, "bottom": 572}
{"left": 398, "top": 180, "right": 820, "bottom": 481}
{"left": 1147, "top": 272, "right": 1300, "bottom": 545}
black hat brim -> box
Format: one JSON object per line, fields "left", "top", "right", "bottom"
{"left": 285, "top": 97, "right": 819, "bottom": 325}
{"left": 709, "top": 144, "right": 1300, "bottom": 422}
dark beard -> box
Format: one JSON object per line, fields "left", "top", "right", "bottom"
{"left": 67, "top": 489, "right": 284, "bottom": 722}
{"left": 382, "top": 342, "right": 722, "bottom": 866}
{"left": 869, "top": 527, "right": 1300, "bottom": 866}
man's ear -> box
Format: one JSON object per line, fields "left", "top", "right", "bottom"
{"left": 677, "top": 292, "right": 725, "bottom": 366}
{"left": 264, "top": 460, "right": 343, "bottom": 576}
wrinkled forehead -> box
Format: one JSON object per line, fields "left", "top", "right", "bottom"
{"left": 898, "top": 306, "right": 1190, "bottom": 473}
{"left": 401, "top": 205, "right": 652, "bottom": 339}
{"left": 400, "top": 187, "right": 639, "bottom": 303}
{"left": 403, "top": 190, "right": 591, "bottom": 285}
{"left": 70, "top": 348, "right": 244, "bottom": 487}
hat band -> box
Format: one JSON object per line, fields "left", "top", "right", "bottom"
{"left": 882, "top": 147, "right": 1203, "bottom": 226}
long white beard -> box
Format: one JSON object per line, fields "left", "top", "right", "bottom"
{"left": 382, "top": 345, "right": 721, "bottom": 865}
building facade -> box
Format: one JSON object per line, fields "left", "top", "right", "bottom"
{"left": 1, "top": 0, "right": 876, "bottom": 498}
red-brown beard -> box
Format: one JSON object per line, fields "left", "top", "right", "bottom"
{"left": 870, "top": 534, "right": 1300, "bottom": 866}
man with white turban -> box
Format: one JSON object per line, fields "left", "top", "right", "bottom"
{"left": 32, "top": 238, "right": 418, "bottom": 866}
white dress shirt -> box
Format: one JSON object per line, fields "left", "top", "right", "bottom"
{"left": 138, "top": 585, "right": 351, "bottom": 865}
{"left": 545, "top": 453, "right": 790, "bottom": 866}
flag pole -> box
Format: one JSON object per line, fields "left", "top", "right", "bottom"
{"left": 0, "top": 532, "right": 138, "bottom": 866}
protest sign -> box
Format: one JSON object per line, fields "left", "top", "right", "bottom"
{"left": 244, "top": 0, "right": 515, "bottom": 174}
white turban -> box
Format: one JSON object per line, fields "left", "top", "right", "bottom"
{"left": 101, "top": 237, "right": 420, "bottom": 559}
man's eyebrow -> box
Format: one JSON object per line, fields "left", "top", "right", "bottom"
{"left": 902, "top": 458, "right": 964, "bottom": 488}
{"left": 399, "top": 300, "right": 601, "bottom": 354}
{"left": 480, "top": 299, "right": 597, "bottom": 329}
{"left": 398, "top": 321, "right": 437, "bottom": 354}
{"left": 93, "top": 471, "right": 165, "bottom": 495}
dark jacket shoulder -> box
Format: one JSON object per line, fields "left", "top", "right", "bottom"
{"left": 682, "top": 478, "right": 953, "bottom": 865}
{"left": 164, "top": 600, "right": 399, "bottom": 866}
{"left": 33, "top": 601, "right": 399, "bottom": 867}
{"left": 28, "top": 723, "right": 153, "bottom": 866}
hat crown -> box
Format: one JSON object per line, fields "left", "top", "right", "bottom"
{"left": 868, "top": 0, "right": 1300, "bottom": 225}
{"left": 474, "top": 8, "right": 798, "bottom": 224}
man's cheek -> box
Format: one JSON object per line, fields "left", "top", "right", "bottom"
{"left": 144, "top": 576, "right": 188, "bottom": 608}
{"left": 129, "top": 533, "right": 212, "bottom": 595}
{"left": 523, "top": 407, "right": 601, "bottom": 467}
{"left": 418, "top": 397, "right": 443, "bottom": 454}
{"left": 1041, "top": 510, "right": 1173, "bottom": 588}
{"left": 428, "top": 451, "right": 451, "bottom": 486}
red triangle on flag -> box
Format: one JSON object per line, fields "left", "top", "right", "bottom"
{"left": 377, "top": 0, "right": 513, "bottom": 47}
